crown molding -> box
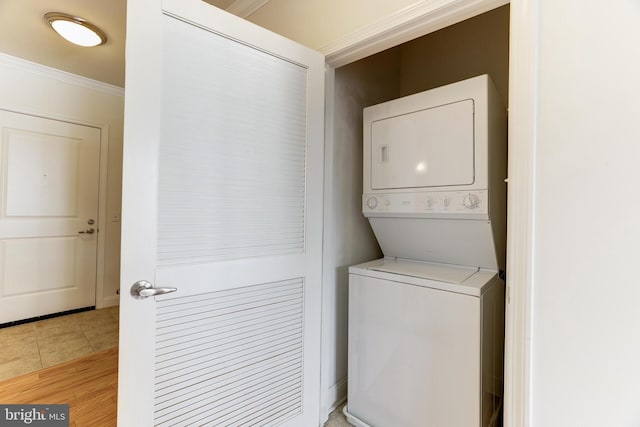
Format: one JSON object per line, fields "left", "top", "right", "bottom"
{"left": 321, "top": 0, "right": 509, "bottom": 68}
{"left": 227, "top": 0, "right": 272, "bottom": 18}
{"left": 0, "top": 52, "right": 124, "bottom": 97}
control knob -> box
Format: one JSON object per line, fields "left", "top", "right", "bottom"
{"left": 366, "top": 197, "right": 378, "bottom": 209}
{"left": 463, "top": 193, "right": 480, "bottom": 209}
{"left": 425, "top": 198, "right": 433, "bottom": 209}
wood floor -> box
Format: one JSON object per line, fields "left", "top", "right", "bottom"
{"left": 0, "top": 345, "right": 351, "bottom": 426}
{"left": 0, "top": 347, "right": 118, "bottom": 427}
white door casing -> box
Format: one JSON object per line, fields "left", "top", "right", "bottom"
{"left": 0, "top": 110, "right": 100, "bottom": 324}
{"left": 118, "top": 0, "right": 325, "bottom": 426}
{"left": 318, "top": 1, "right": 532, "bottom": 423}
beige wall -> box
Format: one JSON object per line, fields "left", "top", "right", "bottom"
{"left": 247, "top": 0, "right": 419, "bottom": 50}
{"left": 322, "top": 48, "right": 400, "bottom": 415}
{"left": 531, "top": 0, "right": 640, "bottom": 424}
{"left": 399, "top": 5, "right": 509, "bottom": 104}
{"left": 0, "top": 54, "right": 123, "bottom": 308}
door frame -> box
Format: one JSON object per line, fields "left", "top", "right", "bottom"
{"left": 320, "top": 0, "right": 536, "bottom": 425}
{"left": 0, "top": 104, "right": 110, "bottom": 312}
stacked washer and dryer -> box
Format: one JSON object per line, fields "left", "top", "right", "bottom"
{"left": 344, "top": 75, "right": 507, "bottom": 427}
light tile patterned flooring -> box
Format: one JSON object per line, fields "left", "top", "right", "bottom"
{"left": 0, "top": 306, "right": 119, "bottom": 381}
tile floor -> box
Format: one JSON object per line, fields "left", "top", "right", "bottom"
{"left": 0, "top": 306, "right": 119, "bottom": 381}
{"left": 325, "top": 404, "right": 351, "bottom": 427}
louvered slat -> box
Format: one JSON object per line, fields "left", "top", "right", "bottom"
{"left": 157, "top": 15, "right": 308, "bottom": 266}
{"left": 154, "top": 278, "right": 304, "bottom": 426}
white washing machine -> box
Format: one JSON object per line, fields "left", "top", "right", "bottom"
{"left": 347, "top": 259, "right": 504, "bottom": 427}
{"left": 344, "top": 75, "right": 507, "bottom": 427}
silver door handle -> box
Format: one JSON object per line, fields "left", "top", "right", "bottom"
{"left": 130, "top": 280, "right": 177, "bottom": 299}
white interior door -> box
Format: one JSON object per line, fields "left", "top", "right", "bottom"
{"left": 0, "top": 110, "right": 99, "bottom": 324}
{"left": 118, "top": 0, "right": 325, "bottom": 425}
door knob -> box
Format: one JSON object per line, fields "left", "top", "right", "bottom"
{"left": 78, "top": 228, "right": 95, "bottom": 234}
{"left": 131, "top": 280, "right": 177, "bottom": 299}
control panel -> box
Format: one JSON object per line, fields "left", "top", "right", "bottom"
{"left": 362, "top": 190, "right": 488, "bottom": 216}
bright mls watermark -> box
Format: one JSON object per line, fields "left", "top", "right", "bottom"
{"left": 0, "top": 405, "right": 69, "bottom": 426}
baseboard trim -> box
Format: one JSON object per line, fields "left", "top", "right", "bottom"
{"left": 0, "top": 306, "right": 95, "bottom": 329}
{"left": 323, "top": 376, "right": 348, "bottom": 421}
{"left": 101, "top": 295, "right": 121, "bottom": 308}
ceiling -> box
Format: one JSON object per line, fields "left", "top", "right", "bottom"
{"left": 0, "top": 0, "right": 257, "bottom": 88}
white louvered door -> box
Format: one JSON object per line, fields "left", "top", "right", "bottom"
{"left": 118, "top": 0, "right": 325, "bottom": 425}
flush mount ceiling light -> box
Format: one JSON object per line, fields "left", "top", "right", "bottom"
{"left": 44, "top": 12, "right": 107, "bottom": 47}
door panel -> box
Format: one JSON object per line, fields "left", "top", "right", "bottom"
{"left": 1, "top": 237, "right": 76, "bottom": 295}
{"left": 5, "top": 130, "right": 79, "bottom": 216}
{"left": 158, "top": 14, "right": 307, "bottom": 264}
{"left": 154, "top": 278, "right": 304, "bottom": 426}
{"left": 118, "top": 0, "right": 324, "bottom": 425}
{"left": 0, "top": 110, "right": 100, "bottom": 323}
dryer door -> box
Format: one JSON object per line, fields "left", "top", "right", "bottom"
{"left": 369, "top": 99, "right": 474, "bottom": 190}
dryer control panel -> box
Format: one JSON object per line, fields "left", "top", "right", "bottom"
{"left": 363, "top": 190, "right": 488, "bottom": 216}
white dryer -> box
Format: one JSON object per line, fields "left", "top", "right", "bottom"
{"left": 345, "top": 75, "right": 507, "bottom": 427}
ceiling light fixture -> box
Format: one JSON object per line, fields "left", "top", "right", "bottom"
{"left": 44, "top": 12, "right": 107, "bottom": 47}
